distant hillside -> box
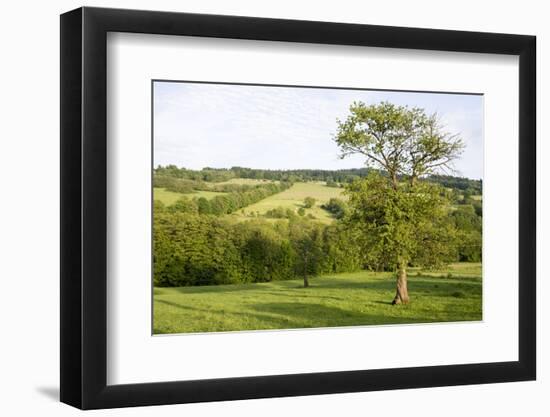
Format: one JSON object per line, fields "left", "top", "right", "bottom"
{"left": 154, "top": 165, "right": 482, "bottom": 194}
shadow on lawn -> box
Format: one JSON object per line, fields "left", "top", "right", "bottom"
{"left": 249, "top": 302, "right": 424, "bottom": 327}
{"left": 314, "top": 278, "right": 480, "bottom": 297}
{"left": 255, "top": 290, "right": 355, "bottom": 304}
{"left": 155, "top": 298, "right": 309, "bottom": 329}
{"left": 372, "top": 300, "right": 394, "bottom": 306}
{"left": 157, "top": 277, "right": 481, "bottom": 303}
{"left": 155, "top": 298, "right": 408, "bottom": 330}
{"left": 156, "top": 293, "right": 481, "bottom": 333}
{"left": 155, "top": 271, "right": 480, "bottom": 295}
{"left": 166, "top": 283, "right": 271, "bottom": 295}
{"left": 316, "top": 279, "right": 393, "bottom": 291}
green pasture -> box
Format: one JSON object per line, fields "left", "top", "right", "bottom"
{"left": 232, "top": 182, "right": 344, "bottom": 223}
{"left": 153, "top": 187, "right": 228, "bottom": 205}
{"left": 153, "top": 263, "right": 482, "bottom": 334}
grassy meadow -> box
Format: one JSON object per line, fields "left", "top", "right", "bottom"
{"left": 154, "top": 263, "right": 482, "bottom": 334}
{"left": 154, "top": 181, "right": 345, "bottom": 224}
{"left": 154, "top": 187, "right": 228, "bottom": 205}
{"left": 231, "top": 182, "right": 344, "bottom": 223}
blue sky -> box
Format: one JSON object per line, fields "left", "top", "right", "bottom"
{"left": 154, "top": 82, "right": 483, "bottom": 179}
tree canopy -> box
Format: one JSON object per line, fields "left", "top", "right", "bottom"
{"left": 345, "top": 173, "right": 457, "bottom": 271}
{"left": 335, "top": 101, "right": 464, "bottom": 187}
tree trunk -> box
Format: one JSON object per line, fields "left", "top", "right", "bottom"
{"left": 392, "top": 262, "right": 409, "bottom": 305}
{"left": 391, "top": 172, "right": 399, "bottom": 190}
{"left": 303, "top": 256, "right": 309, "bottom": 288}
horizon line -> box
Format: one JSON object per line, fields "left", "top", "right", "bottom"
{"left": 153, "top": 165, "right": 482, "bottom": 181}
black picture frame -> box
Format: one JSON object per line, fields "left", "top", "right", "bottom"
{"left": 60, "top": 6, "right": 536, "bottom": 410}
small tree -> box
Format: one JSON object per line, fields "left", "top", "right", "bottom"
{"left": 322, "top": 197, "right": 348, "bottom": 219}
{"left": 303, "top": 197, "right": 316, "bottom": 208}
{"left": 289, "top": 220, "right": 324, "bottom": 288}
{"left": 169, "top": 197, "right": 198, "bottom": 214}
{"left": 196, "top": 197, "right": 211, "bottom": 215}
{"left": 336, "top": 101, "right": 464, "bottom": 304}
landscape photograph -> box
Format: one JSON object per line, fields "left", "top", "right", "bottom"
{"left": 152, "top": 81, "right": 483, "bottom": 335}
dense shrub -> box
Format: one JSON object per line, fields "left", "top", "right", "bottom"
{"left": 153, "top": 214, "right": 364, "bottom": 287}
{"left": 265, "top": 206, "right": 296, "bottom": 219}
{"left": 153, "top": 176, "right": 198, "bottom": 193}
{"left": 303, "top": 197, "right": 316, "bottom": 208}
{"left": 153, "top": 213, "right": 242, "bottom": 286}
{"left": 450, "top": 205, "right": 482, "bottom": 262}
{"left": 321, "top": 198, "right": 348, "bottom": 219}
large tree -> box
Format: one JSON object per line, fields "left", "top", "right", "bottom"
{"left": 335, "top": 101, "right": 463, "bottom": 304}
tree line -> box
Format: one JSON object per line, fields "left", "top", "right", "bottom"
{"left": 153, "top": 175, "right": 277, "bottom": 194}
{"left": 154, "top": 165, "right": 482, "bottom": 192}
{"left": 157, "top": 181, "right": 292, "bottom": 216}
{"left": 154, "top": 214, "right": 362, "bottom": 287}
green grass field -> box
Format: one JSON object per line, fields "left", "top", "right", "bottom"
{"left": 154, "top": 187, "right": 228, "bottom": 205}
{"left": 153, "top": 263, "right": 482, "bottom": 334}
{"left": 232, "top": 182, "right": 344, "bottom": 224}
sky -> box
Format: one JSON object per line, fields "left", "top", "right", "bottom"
{"left": 153, "top": 81, "right": 483, "bottom": 180}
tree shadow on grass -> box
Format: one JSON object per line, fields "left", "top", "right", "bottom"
{"left": 249, "top": 302, "right": 420, "bottom": 328}
{"left": 256, "top": 290, "right": 354, "bottom": 304}
{"left": 313, "top": 280, "right": 394, "bottom": 291}
{"left": 155, "top": 298, "right": 309, "bottom": 330}
{"left": 158, "top": 278, "right": 481, "bottom": 306}
{"left": 155, "top": 294, "right": 481, "bottom": 333}
{"left": 155, "top": 298, "right": 403, "bottom": 331}
{"left": 372, "top": 300, "right": 394, "bottom": 306}
{"left": 166, "top": 283, "right": 272, "bottom": 295}
{"left": 157, "top": 274, "right": 481, "bottom": 297}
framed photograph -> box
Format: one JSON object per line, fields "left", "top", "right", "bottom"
{"left": 60, "top": 6, "right": 536, "bottom": 410}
